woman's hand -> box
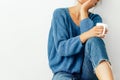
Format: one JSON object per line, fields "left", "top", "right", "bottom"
{"left": 86, "top": 26, "right": 108, "bottom": 38}
{"left": 81, "top": 0, "right": 99, "bottom": 11}
{"left": 80, "top": 26, "right": 108, "bottom": 43}
{"left": 80, "top": 0, "right": 99, "bottom": 20}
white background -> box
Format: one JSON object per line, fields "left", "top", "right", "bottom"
{"left": 0, "top": 0, "right": 119, "bottom": 80}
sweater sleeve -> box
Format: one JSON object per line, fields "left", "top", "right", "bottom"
{"left": 52, "top": 9, "right": 84, "bottom": 56}
{"left": 80, "top": 14, "right": 102, "bottom": 33}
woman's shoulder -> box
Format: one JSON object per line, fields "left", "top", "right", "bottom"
{"left": 52, "top": 7, "right": 67, "bottom": 17}
{"left": 89, "top": 12, "right": 102, "bottom": 20}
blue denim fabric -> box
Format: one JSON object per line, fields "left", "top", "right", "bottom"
{"left": 52, "top": 37, "right": 110, "bottom": 80}
{"left": 52, "top": 72, "right": 81, "bottom": 80}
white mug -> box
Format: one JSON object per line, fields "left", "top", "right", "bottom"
{"left": 96, "top": 23, "right": 108, "bottom": 35}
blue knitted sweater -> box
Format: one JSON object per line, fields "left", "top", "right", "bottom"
{"left": 48, "top": 8, "right": 102, "bottom": 74}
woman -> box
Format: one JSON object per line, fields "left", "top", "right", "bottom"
{"left": 48, "top": 0, "right": 114, "bottom": 80}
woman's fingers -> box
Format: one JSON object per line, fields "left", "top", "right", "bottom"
{"left": 81, "top": 0, "right": 99, "bottom": 10}
{"left": 94, "top": 28, "right": 107, "bottom": 38}
{"left": 95, "top": 26, "right": 104, "bottom": 29}
{"left": 104, "top": 29, "right": 108, "bottom": 34}
{"left": 100, "top": 34, "right": 105, "bottom": 38}
{"left": 95, "top": 26, "right": 108, "bottom": 34}
{"left": 96, "top": 33, "right": 105, "bottom": 38}
{"left": 95, "top": 29, "right": 103, "bottom": 34}
{"left": 88, "top": 26, "right": 108, "bottom": 38}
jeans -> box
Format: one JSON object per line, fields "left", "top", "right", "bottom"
{"left": 52, "top": 37, "right": 110, "bottom": 80}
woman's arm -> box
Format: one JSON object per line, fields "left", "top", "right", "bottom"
{"left": 79, "top": 0, "right": 107, "bottom": 43}
{"left": 80, "top": 26, "right": 107, "bottom": 43}
{"left": 52, "top": 9, "right": 84, "bottom": 57}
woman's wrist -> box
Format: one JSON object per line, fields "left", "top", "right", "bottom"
{"left": 80, "top": 32, "right": 89, "bottom": 43}
{"left": 81, "top": 7, "right": 88, "bottom": 12}
{"left": 80, "top": 8, "right": 88, "bottom": 20}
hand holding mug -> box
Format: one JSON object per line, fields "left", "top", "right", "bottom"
{"left": 84, "top": 23, "right": 108, "bottom": 39}
{"left": 96, "top": 23, "right": 108, "bottom": 36}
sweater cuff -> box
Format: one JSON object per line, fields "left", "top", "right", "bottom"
{"left": 80, "top": 18, "right": 94, "bottom": 33}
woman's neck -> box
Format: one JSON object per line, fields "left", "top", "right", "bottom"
{"left": 69, "top": 2, "right": 82, "bottom": 19}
